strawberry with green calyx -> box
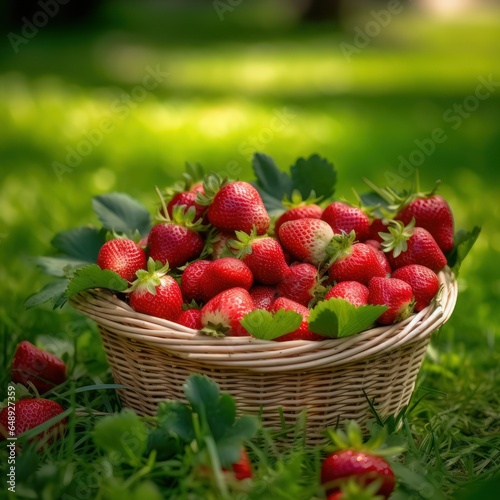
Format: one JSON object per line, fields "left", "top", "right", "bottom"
{"left": 325, "top": 281, "right": 369, "bottom": 308}
{"left": 321, "top": 201, "right": 371, "bottom": 241}
{"left": 197, "top": 174, "right": 270, "bottom": 235}
{"left": 96, "top": 237, "right": 147, "bottom": 282}
{"left": 205, "top": 230, "right": 237, "bottom": 260}
{"left": 368, "top": 277, "right": 415, "bottom": 325}
{"left": 364, "top": 175, "right": 454, "bottom": 252}
{"left": 322, "top": 420, "right": 403, "bottom": 498}
{"left": 277, "top": 263, "right": 325, "bottom": 307}
{"left": 165, "top": 191, "right": 207, "bottom": 225}
{"left": 327, "top": 478, "right": 386, "bottom": 500}
{"left": 279, "top": 218, "right": 334, "bottom": 266}
{"left": 229, "top": 229, "right": 289, "bottom": 285}
{"left": 379, "top": 218, "right": 447, "bottom": 272}
{"left": 199, "top": 257, "right": 254, "bottom": 301}
{"left": 181, "top": 259, "right": 211, "bottom": 303}
{"left": 366, "top": 218, "right": 391, "bottom": 243}
{"left": 271, "top": 297, "right": 326, "bottom": 341}
{"left": 148, "top": 200, "right": 209, "bottom": 268}
{"left": 128, "top": 258, "right": 183, "bottom": 321}
{"left": 11, "top": 341, "right": 67, "bottom": 394}
{"left": 274, "top": 190, "right": 323, "bottom": 236}
{"left": 200, "top": 287, "right": 254, "bottom": 337}
{"left": 392, "top": 264, "right": 440, "bottom": 312}
{"left": 327, "top": 232, "right": 388, "bottom": 286}
{"left": 249, "top": 285, "right": 277, "bottom": 311}
{"left": 0, "top": 398, "right": 66, "bottom": 447}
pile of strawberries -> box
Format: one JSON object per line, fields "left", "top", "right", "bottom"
{"left": 95, "top": 172, "right": 454, "bottom": 340}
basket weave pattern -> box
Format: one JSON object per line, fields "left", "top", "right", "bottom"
{"left": 70, "top": 267, "right": 457, "bottom": 445}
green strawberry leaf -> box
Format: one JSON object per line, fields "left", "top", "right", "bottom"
{"left": 51, "top": 226, "right": 106, "bottom": 262}
{"left": 252, "top": 153, "right": 294, "bottom": 212}
{"left": 289, "top": 154, "right": 337, "bottom": 200}
{"left": 25, "top": 279, "right": 69, "bottom": 309}
{"left": 215, "top": 414, "right": 259, "bottom": 466}
{"left": 447, "top": 226, "right": 481, "bottom": 275}
{"left": 93, "top": 409, "right": 148, "bottom": 466}
{"left": 157, "top": 401, "right": 196, "bottom": 442}
{"left": 34, "top": 256, "right": 93, "bottom": 277}
{"left": 64, "top": 264, "right": 128, "bottom": 298}
{"left": 92, "top": 192, "right": 151, "bottom": 237}
{"left": 308, "top": 298, "right": 387, "bottom": 338}
{"left": 240, "top": 309, "right": 302, "bottom": 340}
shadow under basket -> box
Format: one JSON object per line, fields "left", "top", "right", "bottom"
{"left": 70, "top": 267, "right": 458, "bottom": 446}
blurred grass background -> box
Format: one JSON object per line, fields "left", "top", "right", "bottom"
{"left": 0, "top": 0, "right": 499, "bottom": 493}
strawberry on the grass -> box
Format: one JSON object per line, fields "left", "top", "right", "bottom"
{"left": 197, "top": 175, "right": 270, "bottom": 235}
{"left": 128, "top": 258, "right": 183, "bottom": 321}
{"left": 230, "top": 230, "right": 289, "bottom": 285}
{"left": 11, "top": 341, "right": 67, "bottom": 394}
{"left": 97, "top": 237, "right": 147, "bottom": 282}
{"left": 322, "top": 421, "right": 403, "bottom": 499}
{"left": 200, "top": 287, "right": 254, "bottom": 337}
{"left": 0, "top": 398, "right": 66, "bottom": 446}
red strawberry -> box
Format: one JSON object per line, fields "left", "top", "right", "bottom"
{"left": 277, "top": 263, "right": 321, "bottom": 307}
{"left": 0, "top": 398, "right": 66, "bottom": 445}
{"left": 181, "top": 259, "right": 211, "bottom": 303}
{"left": 176, "top": 309, "right": 203, "bottom": 330}
{"left": 275, "top": 193, "right": 322, "bottom": 236}
{"left": 230, "top": 231, "right": 289, "bottom": 285}
{"left": 368, "top": 277, "right": 414, "bottom": 325}
{"left": 11, "top": 341, "right": 67, "bottom": 393}
{"left": 198, "top": 177, "right": 270, "bottom": 235}
{"left": 325, "top": 282, "right": 369, "bottom": 307}
{"left": 200, "top": 258, "right": 254, "bottom": 301}
{"left": 380, "top": 219, "right": 447, "bottom": 272}
{"left": 366, "top": 218, "right": 389, "bottom": 243}
{"left": 328, "top": 233, "right": 388, "bottom": 286}
{"left": 279, "top": 218, "right": 334, "bottom": 266}
{"left": 396, "top": 195, "right": 454, "bottom": 253}
{"left": 322, "top": 202, "right": 370, "bottom": 241}
{"left": 200, "top": 287, "right": 254, "bottom": 337}
{"left": 228, "top": 448, "right": 253, "bottom": 480}
{"left": 321, "top": 450, "right": 395, "bottom": 498}
{"left": 128, "top": 259, "right": 183, "bottom": 321}
{"left": 97, "top": 238, "right": 147, "bottom": 282}
{"left": 166, "top": 191, "right": 206, "bottom": 224}
{"left": 392, "top": 264, "right": 440, "bottom": 312}
{"left": 271, "top": 297, "right": 325, "bottom": 341}
{"left": 148, "top": 222, "right": 205, "bottom": 269}
{"left": 249, "top": 286, "right": 276, "bottom": 311}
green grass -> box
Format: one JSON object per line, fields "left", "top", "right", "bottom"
{"left": 1, "top": 3, "right": 499, "bottom": 498}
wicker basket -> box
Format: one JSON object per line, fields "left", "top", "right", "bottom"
{"left": 70, "top": 267, "right": 457, "bottom": 445}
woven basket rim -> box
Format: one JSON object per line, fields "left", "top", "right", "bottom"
{"left": 70, "top": 267, "right": 457, "bottom": 372}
